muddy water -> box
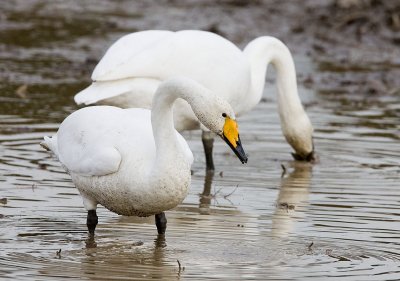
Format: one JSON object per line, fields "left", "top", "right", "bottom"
{"left": 1, "top": 1, "right": 400, "bottom": 280}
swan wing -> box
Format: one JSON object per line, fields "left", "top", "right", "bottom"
{"left": 54, "top": 107, "right": 155, "bottom": 177}
{"left": 43, "top": 132, "right": 122, "bottom": 177}
{"left": 56, "top": 107, "right": 124, "bottom": 176}
{"left": 63, "top": 145, "right": 121, "bottom": 176}
{"left": 75, "top": 30, "right": 250, "bottom": 112}
{"left": 75, "top": 30, "right": 172, "bottom": 105}
{"left": 92, "top": 30, "right": 244, "bottom": 83}
{"left": 92, "top": 30, "right": 173, "bottom": 81}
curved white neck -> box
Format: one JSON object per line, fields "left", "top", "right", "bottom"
{"left": 243, "top": 36, "right": 306, "bottom": 123}
{"left": 149, "top": 78, "right": 206, "bottom": 179}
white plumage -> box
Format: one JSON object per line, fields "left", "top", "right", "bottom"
{"left": 74, "top": 30, "right": 314, "bottom": 163}
{"left": 43, "top": 77, "right": 247, "bottom": 234}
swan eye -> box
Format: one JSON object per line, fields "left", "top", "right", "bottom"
{"left": 222, "top": 113, "right": 227, "bottom": 118}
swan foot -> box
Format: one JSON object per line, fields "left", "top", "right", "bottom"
{"left": 155, "top": 212, "right": 167, "bottom": 235}
{"left": 87, "top": 210, "right": 98, "bottom": 236}
{"left": 154, "top": 234, "right": 166, "bottom": 248}
{"left": 291, "top": 151, "right": 316, "bottom": 162}
{"left": 202, "top": 131, "right": 215, "bottom": 171}
{"left": 85, "top": 235, "right": 97, "bottom": 248}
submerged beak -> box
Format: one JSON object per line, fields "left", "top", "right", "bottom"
{"left": 221, "top": 117, "right": 248, "bottom": 164}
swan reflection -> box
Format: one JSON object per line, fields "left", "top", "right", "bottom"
{"left": 271, "top": 162, "right": 313, "bottom": 237}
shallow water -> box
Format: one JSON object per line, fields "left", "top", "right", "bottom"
{"left": 1, "top": 1, "right": 400, "bottom": 280}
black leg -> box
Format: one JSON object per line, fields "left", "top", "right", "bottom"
{"left": 87, "top": 210, "right": 98, "bottom": 236}
{"left": 202, "top": 131, "right": 215, "bottom": 172}
{"left": 155, "top": 212, "right": 167, "bottom": 235}
{"left": 199, "top": 170, "right": 214, "bottom": 214}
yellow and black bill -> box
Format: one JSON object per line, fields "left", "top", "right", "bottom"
{"left": 221, "top": 117, "right": 248, "bottom": 164}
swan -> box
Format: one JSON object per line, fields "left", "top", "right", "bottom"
{"left": 41, "top": 77, "right": 247, "bottom": 236}
{"left": 74, "top": 30, "right": 314, "bottom": 171}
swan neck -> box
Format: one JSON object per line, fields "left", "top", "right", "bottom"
{"left": 150, "top": 79, "right": 199, "bottom": 179}
{"left": 244, "top": 37, "right": 314, "bottom": 157}
{"left": 243, "top": 37, "right": 305, "bottom": 116}
{"left": 151, "top": 91, "right": 184, "bottom": 177}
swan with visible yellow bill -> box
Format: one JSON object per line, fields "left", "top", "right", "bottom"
{"left": 42, "top": 77, "right": 247, "bottom": 236}
{"left": 74, "top": 30, "right": 315, "bottom": 171}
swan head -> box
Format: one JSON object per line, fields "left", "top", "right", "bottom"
{"left": 281, "top": 113, "right": 315, "bottom": 162}
{"left": 159, "top": 77, "right": 248, "bottom": 164}
{"left": 191, "top": 94, "right": 248, "bottom": 164}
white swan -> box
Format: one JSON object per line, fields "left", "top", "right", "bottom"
{"left": 75, "top": 30, "right": 314, "bottom": 170}
{"left": 42, "top": 77, "right": 247, "bottom": 235}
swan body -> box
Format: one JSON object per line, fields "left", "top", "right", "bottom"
{"left": 75, "top": 30, "right": 251, "bottom": 131}
{"left": 75, "top": 30, "right": 314, "bottom": 163}
{"left": 45, "top": 107, "right": 191, "bottom": 216}
{"left": 43, "top": 77, "right": 247, "bottom": 234}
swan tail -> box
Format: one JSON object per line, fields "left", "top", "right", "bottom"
{"left": 74, "top": 78, "right": 160, "bottom": 106}
{"left": 74, "top": 81, "right": 127, "bottom": 105}
{"left": 40, "top": 135, "right": 59, "bottom": 156}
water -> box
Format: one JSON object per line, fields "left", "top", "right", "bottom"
{"left": 1, "top": 1, "right": 400, "bottom": 280}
